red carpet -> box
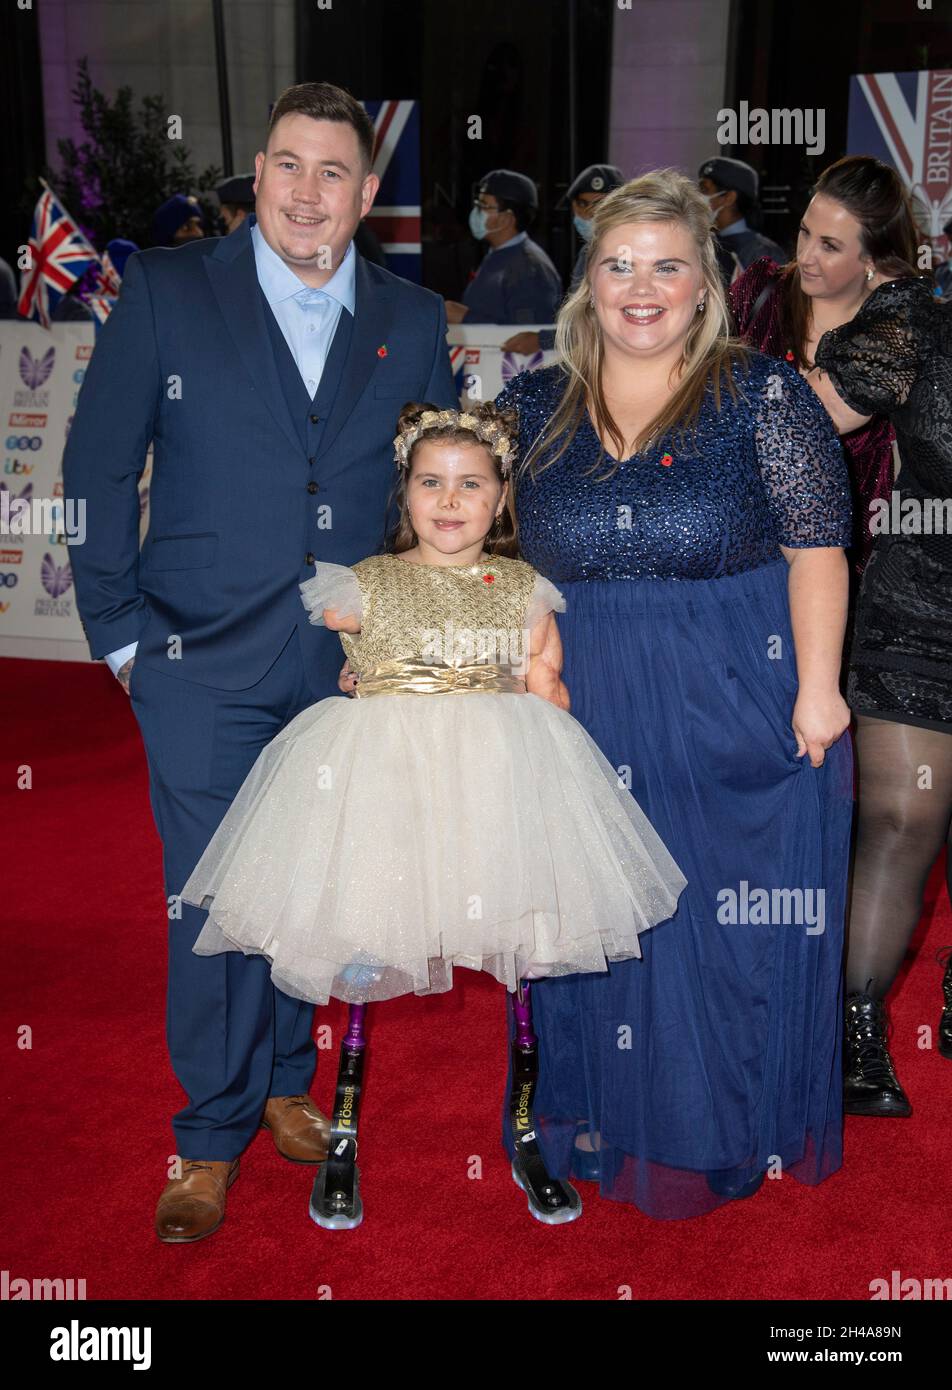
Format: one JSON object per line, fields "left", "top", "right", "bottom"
{"left": 3, "top": 656, "right": 951, "bottom": 1301}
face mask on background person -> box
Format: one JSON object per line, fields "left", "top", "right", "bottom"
{"left": 573, "top": 214, "right": 594, "bottom": 241}
{"left": 469, "top": 205, "right": 499, "bottom": 241}
{"left": 701, "top": 191, "right": 728, "bottom": 223}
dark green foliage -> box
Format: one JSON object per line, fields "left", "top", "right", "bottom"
{"left": 40, "top": 56, "right": 222, "bottom": 250}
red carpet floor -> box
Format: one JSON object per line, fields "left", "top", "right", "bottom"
{"left": 3, "top": 656, "right": 950, "bottom": 1301}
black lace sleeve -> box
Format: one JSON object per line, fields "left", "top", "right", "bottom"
{"left": 814, "top": 276, "right": 932, "bottom": 415}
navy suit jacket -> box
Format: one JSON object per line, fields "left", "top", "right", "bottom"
{"left": 63, "top": 214, "right": 457, "bottom": 694}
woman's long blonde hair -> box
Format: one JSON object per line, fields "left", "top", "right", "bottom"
{"left": 519, "top": 168, "right": 751, "bottom": 482}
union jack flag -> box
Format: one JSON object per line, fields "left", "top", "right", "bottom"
{"left": 97, "top": 246, "right": 123, "bottom": 297}
{"left": 79, "top": 246, "right": 127, "bottom": 327}
{"left": 17, "top": 183, "right": 101, "bottom": 328}
{"left": 363, "top": 100, "right": 421, "bottom": 283}
{"left": 848, "top": 70, "right": 952, "bottom": 264}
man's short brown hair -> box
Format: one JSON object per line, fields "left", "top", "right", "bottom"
{"left": 267, "top": 83, "right": 376, "bottom": 170}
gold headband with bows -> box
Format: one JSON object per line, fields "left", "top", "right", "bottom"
{"left": 393, "top": 409, "right": 517, "bottom": 476}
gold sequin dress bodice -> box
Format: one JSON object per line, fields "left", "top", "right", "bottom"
{"left": 339, "top": 553, "right": 539, "bottom": 679}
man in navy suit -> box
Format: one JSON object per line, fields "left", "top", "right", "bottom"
{"left": 63, "top": 82, "right": 457, "bottom": 1242}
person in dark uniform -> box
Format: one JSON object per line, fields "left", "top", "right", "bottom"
{"left": 562, "top": 162, "right": 625, "bottom": 290}
{"left": 214, "top": 173, "right": 256, "bottom": 235}
{"left": 504, "top": 162, "right": 624, "bottom": 355}
{"left": 445, "top": 169, "right": 562, "bottom": 326}
{"left": 698, "top": 157, "right": 787, "bottom": 286}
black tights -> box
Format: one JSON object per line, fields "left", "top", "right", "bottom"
{"left": 846, "top": 714, "right": 952, "bottom": 999}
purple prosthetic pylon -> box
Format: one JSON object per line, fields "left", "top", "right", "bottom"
{"left": 508, "top": 980, "right": 582, "bottom": 1224}
{"left": 309, "top": 1002, "right": 367, "bottom": 1229}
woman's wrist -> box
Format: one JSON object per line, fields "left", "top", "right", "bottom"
{"left": 795, "top": 678, "right": 845, "bottom": 701}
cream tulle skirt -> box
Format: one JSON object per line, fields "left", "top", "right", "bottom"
{"left": 183, "top": 692, "right": 687, "bottom": 1003}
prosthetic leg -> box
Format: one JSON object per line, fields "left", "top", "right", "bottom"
{"left": 309, "top": 1004, "right": 366, "bottom": 1229}
{"left": 309, "top": 980, "right": 581, "bottom": 1230}
{"left": 509, "top": 980, "right": 582, "bottom": 1225}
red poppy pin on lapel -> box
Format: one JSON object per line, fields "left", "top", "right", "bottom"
{"left": 377, "top": 344, "right": 388, "bottom": 358}
{"left": 482, "top": 572, "right": 495, "bottom": 584}
{"left": 784, "top": 350, "right": 795, "bottom": 363}
{"left": 660, "top": 453, "right": 673, "bottom": 468}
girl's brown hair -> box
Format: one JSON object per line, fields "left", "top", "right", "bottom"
{"left": 387, "top": 400, "right": 520, "bottom": 558}
{"left": 779, "top": 155, "right": 926, "bottom": 369}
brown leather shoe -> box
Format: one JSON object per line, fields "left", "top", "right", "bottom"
{"left": 155, "top": 1158, "right": 240, "bottom": 1243}
{"left": 260, "top": 1094, "right": 331, "bottom": 1163}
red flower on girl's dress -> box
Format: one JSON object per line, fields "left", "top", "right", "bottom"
{"left": 660, "top": 453, "right": 673, "bottom": 467}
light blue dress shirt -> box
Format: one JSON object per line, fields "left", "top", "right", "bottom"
{"left": 105, "top": 226, "right": 357, "bottom": 677}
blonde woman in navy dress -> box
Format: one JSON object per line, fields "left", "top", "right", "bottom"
{"left": 495, "top": 169, "right": 855, "bottom": 1217}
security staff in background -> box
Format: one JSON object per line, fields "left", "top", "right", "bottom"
{"left": 697, "top": 157, "right": 787, "bottom": 286}
{"left": 214, "top": 173, "right": 256, "bottom": 235}
{"left": 444, "top": 169, "right": 562, "bottom": 326}
{"left": 503, "top": 162, "right": 624, "bottom": 355}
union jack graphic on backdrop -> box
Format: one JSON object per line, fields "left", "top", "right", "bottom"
{"left": 848, "top": 70, "right": 952, "bottom": 264}
{"left": 17, "top": 184, "right": 101, "bottom": 328}
{"left": 363, "top": 100, "right": 421, "bottom": 284}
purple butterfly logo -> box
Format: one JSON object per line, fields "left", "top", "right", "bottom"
{"left": 0, "top": 480, "right": 34, "bottom": 506}
{"left": 19, "top": 345, "right": 56, "bottom": 390}
{"left": 501, "top": 350, "right": 543, "bottom": 383}
{"left": 41, "top": 552, "right": 73, "bottom": 598}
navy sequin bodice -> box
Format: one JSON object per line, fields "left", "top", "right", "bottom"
{"left": 496, "top": 356, "right": 853, "bottom": 582}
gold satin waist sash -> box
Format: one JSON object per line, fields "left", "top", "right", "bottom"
{"left": 354, "top": 658, "right": 527, "bottom": 698}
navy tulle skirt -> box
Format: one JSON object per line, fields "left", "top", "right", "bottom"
{"left": 502, "top": 560, "right": 854, "bottom": 1220}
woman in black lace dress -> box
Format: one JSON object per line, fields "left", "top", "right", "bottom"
{"left": 814, "top": 277, "right": 952, "bottom": 1114}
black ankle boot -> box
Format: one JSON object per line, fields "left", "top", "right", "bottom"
{"left": 938, "top": 948, "right": 952, "bottom": 1061}
{"left": 843, "top": 993, "right": 912, "bottom": 1117}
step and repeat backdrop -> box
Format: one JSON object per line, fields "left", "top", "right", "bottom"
{"left": 0, "top": 318, "right": 152, "bottom": 655}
